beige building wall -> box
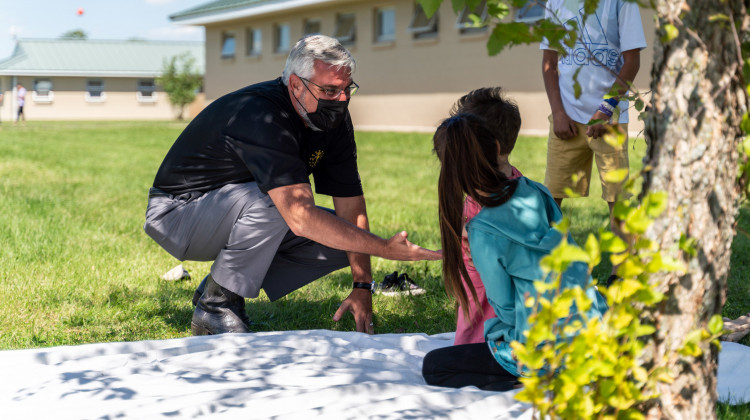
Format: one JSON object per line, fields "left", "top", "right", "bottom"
{"left": 198, "top": 0, "right": 655, "bottom": 135}
{"left": 0, "top": 75, "right": 203, "bottom": 121}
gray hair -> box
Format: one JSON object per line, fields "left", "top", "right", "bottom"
{"left": 281, "top": 34, "right": 356, "bottom": 85}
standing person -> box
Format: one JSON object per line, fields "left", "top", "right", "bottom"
{"left": 540, "top": 0, "right": 646, "bottom": 282}
{"left": 422, "top": 113, "right": 607, "bottom": 391}
{"left": 448, "top": 88, "right": 523, "bottom": 346}
{"left": 15, "top": 83, "right": 26, "bottom": 125}
{"left": 144, "top": 34, "right": 440, "bottom": 337}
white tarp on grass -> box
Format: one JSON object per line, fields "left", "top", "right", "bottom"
{"left": 0, "top": 330, "right": 747, "bottom": 419}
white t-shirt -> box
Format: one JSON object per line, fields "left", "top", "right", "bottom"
{"left": 540, "top": 0, "right": 647, "bottom": 124}
{"left": 17, "top": 87, "right": 27, "bottom": 106}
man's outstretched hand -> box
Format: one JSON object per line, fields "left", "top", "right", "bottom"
{"left": 333, "top": 288, "right": 374, "bottom": 334}
{"left": 384, "top": 231, "right": 441, "bottom": 261}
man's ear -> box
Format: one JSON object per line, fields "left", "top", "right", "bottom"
{"left": 289, "top": 74, "right": 302, "bottom": 95}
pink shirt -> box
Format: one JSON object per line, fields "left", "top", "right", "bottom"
{"left": 454, "top": 166, "right": 523, "bottom": 345}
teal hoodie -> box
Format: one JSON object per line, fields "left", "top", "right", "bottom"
{"left": 467, "top": 177, "right": 608, "bottom": 377}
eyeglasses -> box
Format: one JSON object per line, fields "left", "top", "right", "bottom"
{"left": 299, "top": 76, "right": 359, "bottom": 99}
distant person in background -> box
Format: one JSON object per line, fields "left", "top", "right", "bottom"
{"left": 15, "top": 83, "right": 26, "bottom": 125}
{"left": 540, "top": 0, "right": 646, "bottom": 284}
{"left": 448, "top": 87, "right": 523, "bottom": 346}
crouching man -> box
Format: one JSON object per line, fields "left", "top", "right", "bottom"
{"left": 144, "top": 35, "right": 440, "bottom": 336}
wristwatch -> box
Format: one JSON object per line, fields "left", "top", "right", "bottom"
{"left": 352, "top": 282, "right": 374, "bottom": 294}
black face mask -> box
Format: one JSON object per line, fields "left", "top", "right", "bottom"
{"left": 306, "top": 97, "right": 349, "bottom": 131}
{"left": 294, "top": 80, "right": 350, "bottom": 131}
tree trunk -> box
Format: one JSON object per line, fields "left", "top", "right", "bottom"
{"left": 642, "top": 0, "right": 748, "bottom": 418}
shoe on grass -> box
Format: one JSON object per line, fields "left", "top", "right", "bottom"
{"left": 191, "top": 274, "right": 251, "bottom": 335}
{"left": 376, "top": 272, "right": 425, "bottom": 296}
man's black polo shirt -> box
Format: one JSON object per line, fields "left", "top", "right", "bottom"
{"left": 152, "top": 78, "right": 362, "bottom": 197}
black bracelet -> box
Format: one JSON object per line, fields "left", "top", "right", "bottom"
{"left": 352, "top": 282, "right": 374, "bottom": 294}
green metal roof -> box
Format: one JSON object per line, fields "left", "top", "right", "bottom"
{"left": 170, "top": 0, "right": 281, "bottom": 21}
{"left": 0, "top": 39, "right": 204, "bottom": 77}
{"left": 169, "top": 0, "right": 340, "bottom": 24}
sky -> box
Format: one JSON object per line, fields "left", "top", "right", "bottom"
{"left": 0, "top": 0, "right": 210, "bottom": 59}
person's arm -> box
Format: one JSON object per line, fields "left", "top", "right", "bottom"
{"left": 268, "top": 183, "right": 439, "bottom": 260}
{"left": 329, "top": 194, "right": 375, "bottom": 334}
{"left": 542, "top": 49, "right": 578, "bottom": 140}
{"left": 586, "top": 49, "right": 641, "bottom": 139}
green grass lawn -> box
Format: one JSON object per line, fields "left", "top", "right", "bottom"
{"left": 0, "top": 121, "right": 748, "bottom": 414}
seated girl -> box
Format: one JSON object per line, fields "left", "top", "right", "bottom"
{"left": 450, "top": 87, "right": 523, "bottom": 345}
{"left": 422, "top": 113, "right": 607, "bottom": 391}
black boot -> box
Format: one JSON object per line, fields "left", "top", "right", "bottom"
{"left": 192, "top": 276, "right": 207, "bottom": 306}
{"left": 191, "top": 274, "right": 251, "bottom": 335}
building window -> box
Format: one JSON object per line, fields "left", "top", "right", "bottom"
{"left": 246, "top": 27, "right": 262, "bottom": 56}
{"left": 274, "top": 23, "right": 291, "bottom": 53}
{"left": 303, "top": 19, "right": 321, "bottom": 35}
{"left": 515, "top": 0, "right": 546, "bottom": 23}
{"left": 457, "top": 0, "right": 488, "bottom": 34}
{"left": 86, "top": 80, "right": 106, "bottom": 102}
{"left": 374, "top": 7, "right": 396, "bottom": 43}
{"left": 32, "top": 79, "right": 54, "bottom": 103}
{"left": 221, "top": 32, "right": 236, "bottom": 58}
{"left": 333, "top": 13, "right": 356, "bottom": 45}
{"left": 408, "top": 3, "right": 438, "bottom": 39}
{"left": 136, "top": 79, "right": 157, "bottom": 103}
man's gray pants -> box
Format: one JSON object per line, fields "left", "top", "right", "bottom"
{"left": 144, "top": 182, "right": 349, "bottom": 300}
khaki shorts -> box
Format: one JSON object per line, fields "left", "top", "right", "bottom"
{"left": 544, "top": 114, "right": 629, "bottom": 202}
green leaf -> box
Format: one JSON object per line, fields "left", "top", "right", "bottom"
{"left": 534, "top": 280, "right": 559, "bottom": 292}
{"left": 562, "top": 187, "right": 581, "bottom": 198}
{"left": 632, "top": 365, "right": 648, "bottom": 383}
{"left": 464, "top": 0, "right": 482, "bottom": 10}
{"left": 708, "top": 13, "right": 730, "bottom": 22}
{"left": 679, "top": 234, "right": 698, "bottom": 257}
{"left": 450, "top": 0, "right": 463, "bottom": 13}
{"left": 658, "top": 256, "right": 686, "bottom": 273}
{"left": 635, "top": 98, "right": 644, "bottom": 111}
{"left": 741, "top": 113, "right": 750, "bottom": 134}
{"left": 708, "top": 314, "right": 724, "bottom": 335}
{"left": 644, "top": 191, "right": 668, "bottom": 217}
{"left": 558, "top": 243, "right": 591, "bottom": 264}
{"left": 573, "top": 67, "right": 583, "bottom": 99}
{"left": 418, "top": 0, "right": 442, "bottom": 17}
{"left": 584, "top": 234, "right": 601, "bottom": 267}
{"left": 613, "top": 278, "right": 642, "bottom": 298}
{"left": 679, "top": 329, "right": 706, "bottom": 357}
{"left": 600, "top": 231, "right": 627, "bottom": 253}
{"left": 488, "top": 22, "right": 539, "bottom": 55}
{"left": 603, "top": 128, "right": 627, "bottom": 148}
{"left": 486, "top": 2, "right": 511, "bottom": 20}
{"left": 635, "top": 287, "right": 665, "bottom": 305}
{"left": 617, "top": 259, "right": 644, "bottom": 279}
{"left": 635, "top": 324, "right": 656, "bottom": 337}
{"left": 603, "top": 168, "right": 629, "bottom": 184}
{"left": 624, "top": 207, "right": 651, "bottom": 234}
{"left": 621, "top": 410, "right": 646, "bottom": 420}
{"left": 612, "top": 201, "right": 631, "bottom": 221}
{"left": 661, "top": 23, "right": 679, "bottom": 43}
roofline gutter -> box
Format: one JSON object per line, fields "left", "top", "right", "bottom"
{"left": 0, "top": 70, "right": 183, "bottom": 77}
{"left": 171, "top": 0, "right": 339, "bottom": 25}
